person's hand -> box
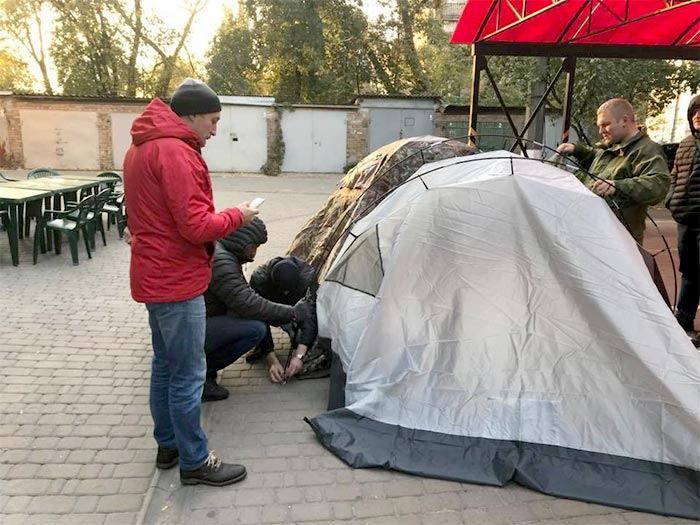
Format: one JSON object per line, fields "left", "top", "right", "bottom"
{"left": 556, "top": 143, "right": 575, "bottom": 154}
{"left": 236, "top": 202, "right": 259, "bottom": 224}
{"left": 123, "top": 226, "right": 132, "bottom": 244}
{"left": 266, "top": 353, "right": 285, "bottom": 383}
{"left": 285, "top": 357, "right": 304, "bottom": 378}
{"left": 285, "top": 344, "right": 307, "bottom": 378}
{"left": 591, "top": 179, "right": 616, "bottom": 197}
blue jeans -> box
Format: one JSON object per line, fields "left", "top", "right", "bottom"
{"left": 204, "top": 316, "right": 267, "bottom": 376}
{"left": 146, "top": 296, "right": 208, "bottom": 470}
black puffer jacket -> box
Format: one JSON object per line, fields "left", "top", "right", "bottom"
{"left": 204, "top": 218, "right": 294, "bottom": 325}
{"left": 668, "top": 94, "right": 700, "bottom": 225}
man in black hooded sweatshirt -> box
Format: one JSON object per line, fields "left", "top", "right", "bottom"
{"left": 202, "top": 217, "right": 316, "bottom": 401}
{"left": 667, "top": 94, "right": 700, "bottom": 342}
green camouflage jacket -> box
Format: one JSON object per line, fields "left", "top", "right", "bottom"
{"left": 572, "top": 129, "right": 670, "bottom": 243}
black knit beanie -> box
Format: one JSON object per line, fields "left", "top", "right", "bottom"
{"left": 170, "top": 78, "right": 222, "bottom": 116}
{"left": 270, "top": 258, "right": 302, "bottom": 294}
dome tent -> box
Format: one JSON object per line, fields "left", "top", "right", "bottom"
{"left": 307, "top": 151, "right": 700, "bottom": 519}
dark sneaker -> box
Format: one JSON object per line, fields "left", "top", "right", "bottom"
{"left": 180, "top": 452, "right": 247, "bottom": 487}
{"left": 156, "top": 446, "right": 179, "bottom": 470}
{"left": 202, "top": 377, "right": 229, "bottom": 402}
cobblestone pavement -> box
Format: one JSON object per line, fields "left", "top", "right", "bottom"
{"left": 1, "top": 171, "right": 696, "bottom": 524}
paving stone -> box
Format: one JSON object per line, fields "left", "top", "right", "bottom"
{"left": 276, "top": 487, "right": 304, "bottom": 504}
{"left": 93, "top": 450, "right": 135, "bottom": 464}
{"left": 119, "top": 477, "right": 151, "bottom": 494}
{"left": 27, "top": 495, "right": 76, "bottom": 514}
{"left": 103, "top": 512, "right": 138, "bottom": 524}
{"left": 325, "top": 483, "right": 362, "bottom": 501}
{"left": 96, "top": 494, "right": 143, "bottom": 513}
{"left": 353, "top": 499, "right": 396, "bottom": 518}
{"left": 259, "top": 504, "right": 290, "bottom": 523}
{"left": 75, "top": 479, "right": 122, "bottom": 496}
{"left": 112, "top": 462, "right": 153, "bottom": 478}
{"left": 3, "top": 496, "right": 32, "bottom": 514}
{"left": 290, "top": 502, "right": 334, "bottom": 522}
{"left": 37, "top": 464, "right": 82, "bottom": 479}
{"left": 6, "top": 464, "right": 41, "bottom": 479}
{"left": 5, "top": 479, "right": 52, "bottom": 496}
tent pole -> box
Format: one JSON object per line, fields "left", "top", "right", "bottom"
{"left": 561, "top": 56, "right": 577, "bottom": 144}
{"left": 468, "top": 52, "right": 485, "bottom": 148}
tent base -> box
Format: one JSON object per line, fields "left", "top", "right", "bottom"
{"left": 306, "top": 409, "right": 700, "bottom": 520}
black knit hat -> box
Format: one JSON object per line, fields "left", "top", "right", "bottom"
{"left": 270, "top": 258, "right": 303, "bottom": 294}
{"left": 170, "top": 78, "right": 222, "bottom": 116}
{"left": 220, "top": 217, "right": 268, "bottom": 261}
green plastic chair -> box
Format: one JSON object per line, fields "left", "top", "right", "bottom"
{"left": 25, "top": 168, "right": 61, "bottom": 237}
{"left": 27, "top": 167, "right": 61, "bottom": 179}
{"left": 33, "top": 194, "right": 95, "bottom": 266}
{"left": 1, "top": 203, "right": 19, "bottom": 266}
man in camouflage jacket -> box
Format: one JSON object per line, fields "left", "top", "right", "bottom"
{"left": 558, "top": 98, "right": 670, "bottom": 244}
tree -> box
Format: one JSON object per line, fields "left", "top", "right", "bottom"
{"left": 545, "top": 59, "right": 700, "bottom": 143}
{"left": 415, "top": 10, "right": 471, "bottom": 102}
{"left": 0, "top": 0, "right": 54, "bottom": 94}
{"left": 206, "top": 4, "right": 260, "bottom": 95}
{"left": 245, "top": 0, "right": 326, "bottom": 103}
{"left": 0, "top": 48, "right": 34, "bottom": 91}
{"left": 49, "top": 0, "right": 128, "bottom": 96}
{"left": 108, "top": 0, "right": 207, "bottom": 98}
{"left": 363, "top": 0, "right": 433, "bottom": 95}
{"left": 316, "top": 0, "right": 372, "bottom": 103}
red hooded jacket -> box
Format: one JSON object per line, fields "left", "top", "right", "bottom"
{"left": 123, "top": 98, "right": 244, "bottom": 303}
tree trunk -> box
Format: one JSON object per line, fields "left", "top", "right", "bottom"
{"left": 125, "top": 0, "right": 142, "bottom": 97}
{"left": 396, "top": 0, "right": 428, "bottom": 93}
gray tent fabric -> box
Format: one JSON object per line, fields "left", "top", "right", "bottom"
{"left": 307, "top": 409, "right": 699, "bottom": 519}
{"left": 325, "top": 226, "right": 384, "bottom": 297}
{"left": 307, "top": 152, "right": 700, "bottom": 520}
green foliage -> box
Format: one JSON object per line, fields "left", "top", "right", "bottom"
{"left": 416, "top": 13, "right": 471, "bottom": 102}
{"left": 0, "top": 48, "right": 33, "bottom": 91}
{"left": 50, "top": 0, "right": 128, "bottom": 96}
{"left": 561, "top": 59, "right": 700, "bottom": 141}
{"left": 206, "top": 6, "right": 260, "bottom": 95}
{"left": 207, "top": 0, "right": 371, "bottom": 103}
{"left": 315, "top": 0, "right": 372, "bottom": 103}
{"left": 0, "top": 0, "right": 54, "bottom": 94}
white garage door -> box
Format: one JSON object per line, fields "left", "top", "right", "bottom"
{"left": 203, "top": 105, "right": 268, "bottom": 173}
{"left": 111, "top": 112, "right": 140, "bottom": 169}
{"left": 282, "top": 109, "right": 347, "bottom": 173}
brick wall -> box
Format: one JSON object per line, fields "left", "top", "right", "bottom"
{"left": 0, "top": 95, "right": 148, "bottom": 170}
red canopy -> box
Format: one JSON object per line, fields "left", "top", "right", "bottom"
{"left": 451, "top": 0, "right": 700, "bottom": 58}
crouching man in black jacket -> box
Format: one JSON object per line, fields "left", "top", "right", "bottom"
{"left": 203, "top": 217, "right": 317, "bottom": 401}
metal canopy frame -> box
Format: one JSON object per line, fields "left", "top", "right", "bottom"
{"left": 461, "top": 0, "right": 700, "bottom": 154}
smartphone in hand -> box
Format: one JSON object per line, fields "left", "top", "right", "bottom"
{"left": 250, "top": 197, "right": 265, "bottom": 209}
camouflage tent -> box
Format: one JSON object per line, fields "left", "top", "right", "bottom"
{"left": 287, "top": 135, "right": 475, "bottom": 278}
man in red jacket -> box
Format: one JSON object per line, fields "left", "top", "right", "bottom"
{"left": 123, "top": 78, "right": 258, "bottom": 487}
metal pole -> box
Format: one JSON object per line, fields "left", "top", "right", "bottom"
{"left": 468, "top": 52, "right": 484, "bottom": 148}
{"left": 561, "top": 56, "right": 576, "bottom": 144}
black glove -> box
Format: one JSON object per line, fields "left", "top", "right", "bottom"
{"left": 292, "top": 299, "right": 314, "bottom": 324}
